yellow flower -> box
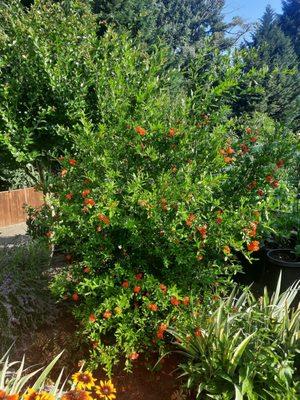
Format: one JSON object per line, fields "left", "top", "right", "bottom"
{"left": 72, "top": 372, "right": 96, "bottom": 390}
{"left": 96, "top": 380, "right": 116, "bottom": 400}
{"left": 23, "top": 389, "right": 54, "bottom": 400}
{"left": 61, "top": 390, "right": 92, "bottom": 400}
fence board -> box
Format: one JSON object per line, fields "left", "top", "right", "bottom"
{"left": 0, "top": 187, "right": 44, "bottom": 227}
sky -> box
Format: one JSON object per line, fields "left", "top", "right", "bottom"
{"left": 224, "top": 1, "right": 283, "bottom": 24}
{"left": 224, "top": 1, "right": 283, "bottom": 43}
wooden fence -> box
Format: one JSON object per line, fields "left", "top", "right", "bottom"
{"left": 0, "top": 187, "right": 44, "bottom": 227}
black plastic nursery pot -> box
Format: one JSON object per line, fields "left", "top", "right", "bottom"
{"left": 262, "top": 248, "right": 300, "bottom": 305}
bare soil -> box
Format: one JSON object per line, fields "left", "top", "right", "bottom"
{"left": 13, "top": 311, "right": 186, "bottom": 400}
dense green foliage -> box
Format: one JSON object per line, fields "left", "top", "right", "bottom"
{"left": 281, "top": 0, "right": 300, "bottom": 59}
{"left": 0, "top": 2, "right": 299, "bottom": 395}
{"left": 0, "top": 0, "right": 97, "bottom": 190}
{"left": 248, "top": 5, "right": 300, "bottom": 127}
{"left": 92, "top": 0, "right": 236, "bottom": 55}
{"left": 46, "top": 27, "right": 296, "bottom": 373}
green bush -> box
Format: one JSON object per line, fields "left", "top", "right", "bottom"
{"left": 51, "top": 263, "right": 204, "bottom": 374}
{"left": 45, "top": 27, "right": 296, "bottom": 373}
{"left": 0, "top": 242, "right": 56, "bottom": 353}
{"left": 169, "top": 280, "right": 300, "bottom": 399}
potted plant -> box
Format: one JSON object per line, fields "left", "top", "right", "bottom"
{"left": 262, "top": 195, "right": 300, "bottom": 304}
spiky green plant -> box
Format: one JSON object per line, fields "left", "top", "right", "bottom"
{"left": 169, "top": 276, "right": 300, "bottom": 399}
{"left": 0, "top": 349, "right": 66, "bottom": 396}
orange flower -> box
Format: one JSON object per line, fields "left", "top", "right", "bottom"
{"left": 250, "top": 137, "right": 257, "bottom": 143}
{"left": 225, "top": 147, "right": 235, "bottom": 155}
{"left": 186, "top": 213, "right": 196, "bottom": 227}
{"left": 133, "top": 286, "right": 141, "bottom": 294}
{"left": 84, "top": 198, "right": 95, "bottom": 207}
{"left": 272, "top": 180, "right": 279, "bottom": 188}
{"left": 65, "top": 193, "right": 73, "bottom": 200}
{"left": 247, "top": 222, "right": 257, "bottom": 237}
{"left": 276, "top": 159, "right": 284, "bottom": 169}
{"left": 69, "top": 159, "right": 77, "bottom": 166}
{"left": 168, "top": 128, "right": 176, "bottom": 137}
{"left": 103, "top": 310, "right": 112, "bottom": 319}
{"left": 82, "top": 189, "right": 91, "bottom": 198}
{"left": 245, "top": 127, "right": 252, "bottom": 134}
{"left": 98, "top": 214, "right": 110, "bottom": 225}
{"left": 196, "top": 225, "right": 207, "bottom": 239}
{"left": 45, "top": 231, "right": 53, "bottom": 238}
{"left": 224, "top": 156, "right": 233, "bottom": 163}
{"left": 128, "top": 352, "right": 139, "bottom": 360}
{"left": 83, "top": 266, "right": 91, "bottom": 273}
{"left": 61, "top": 168, "right": 68, "bottom": 177}
{"left": 156, "top": 331, "right": 164, "bottom": 340}
{"left": 89, "top": 314, "right": 96, "bottom": 323}
{"left": 257, "top": 189, "right": 264, "bottom": 196}
{"left": 223, "top": 245, "right": 231, "bottom": 255}
{"left": 156, "top": 323, "right": 168, "bottom": 340}
{"left": 0, "top": 391, "right": 19, "bottom": 400}
{"left": 159, "top": 323, "right": 168, "bottom": 332}
{"left": 148, "top": 303, "right": 158, "bottom": 312}
{"left": 170, "top": 296, "right": 180, "bottom": 306}
{"left": 247, "top": 240, "right": 260, "bottom": 252}
{"left": 194, "top": 328, "right": 202, "bottom": 337}
{"left": 135, "top": 273, "right": 143, "bottom": 280}
{"left": 182, "top": 296, "right": 190, "bottom": 306}
{"left": 159, "top": 283, "right": 167, "bottom": 294}
{"left": 135, "top": 126, "right": 147, "bottom": 136}
{"left": 72, "top": 293, "right": 79, "bottom": 302}
{"left": 240, "top": 143, "right": 249, "bottom": 154}
{"left": 265, "top": 175, "right": 273, "bottom": 183}
{"left": 122, "top": 280, "right": 129, "bottom": 288}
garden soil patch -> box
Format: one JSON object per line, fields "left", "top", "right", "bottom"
{"left": 13, "top": 309, "right": 185, "bottom": 400}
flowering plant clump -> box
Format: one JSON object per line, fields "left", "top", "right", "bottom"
{"left": 51, "top": 264, "right": 208, "bottom": 374}
{"left": 48, "top": 112, "right": 295, "bottom": 289}
{"left": 0, "top": 351, "right": 116, "bottom": 400}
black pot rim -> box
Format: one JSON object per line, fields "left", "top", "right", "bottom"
{"left": 267, "top": 248, "right": 300, "bottom": 268}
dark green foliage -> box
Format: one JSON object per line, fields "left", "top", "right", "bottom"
{"left": 0, "top": 242, "right": 56, "bottom": 353}
{"left": 0, "top": 0, "right": 97, "bottom": 189}
{"left": 249, "top": 5, "right": 300, "bottom": 127}
{"left": 92, "top": 0, "right": 235, "bottom": 56}
{"left": 280, "top": 0, "right": 300, "bottom": 58}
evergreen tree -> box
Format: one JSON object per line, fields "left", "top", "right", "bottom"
{"left": 249, "top": 5, "right": 300, "bottom": 128}
{"left": 280, "top": 0, "right": 300, "bottom": 58}
{"left": 92, "top": 0, "right": 236, "bottom": 57}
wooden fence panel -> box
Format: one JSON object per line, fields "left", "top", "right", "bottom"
{"left": 0, "top": 187, "right": 44, "bottom": 227}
